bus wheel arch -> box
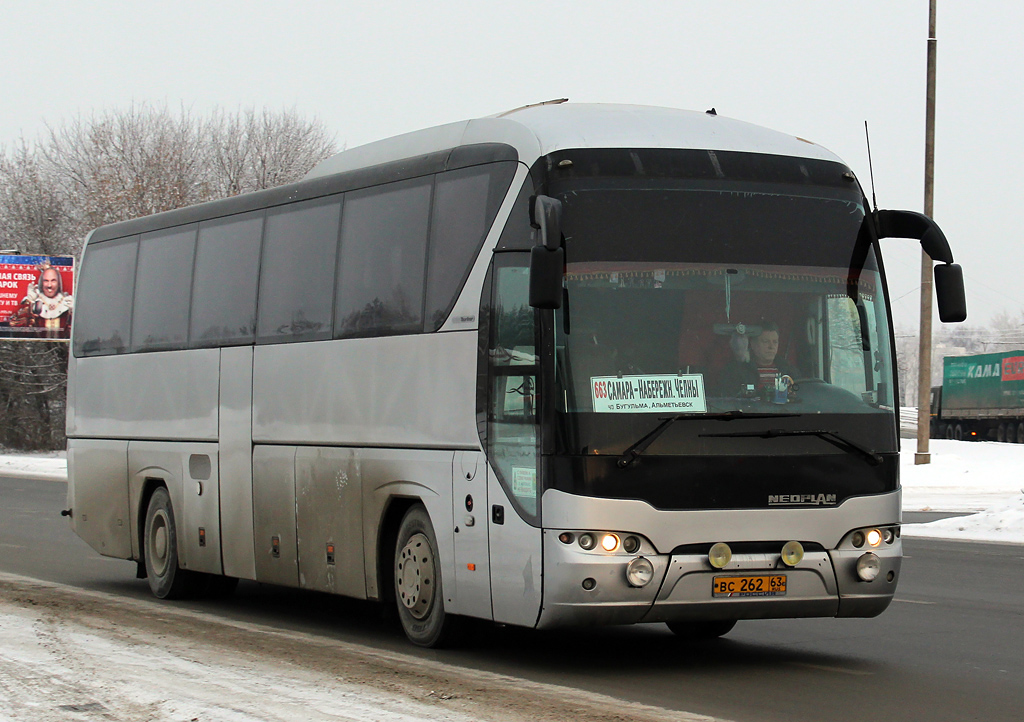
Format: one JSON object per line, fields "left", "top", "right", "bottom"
{"left": 392, "top": 504, "right": 460, "bottom": 647}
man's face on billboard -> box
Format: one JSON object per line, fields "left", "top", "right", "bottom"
{"left": 40, "top": 269, "right": 60, "bottom": 298}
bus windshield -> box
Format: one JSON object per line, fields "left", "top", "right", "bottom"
{"left": 552, "top": 175, "right": 896, "bottom": 458}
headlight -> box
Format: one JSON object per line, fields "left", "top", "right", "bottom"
{"left": 856, "top": 552, "right": 880, "bottom": 582}
{"left": 626, "top": 556, "right": 655, "bottom": 587}
{"left": 578, "top": 533, "right": 596, "bottom": 550}
{"left": 622, "top": 535, "right": 641, "bottom": 554}
{"left": 708, "top": 542, "right": 732, "bottom": 569}
{"left": 866, "top": 529, "right": 882, "bottom": 547}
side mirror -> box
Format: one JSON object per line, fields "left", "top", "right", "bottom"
{"left": 531, "top": 195, "right": 562, "bottom": 251}
{"left": 874, "top": 209, "right": 953, "bottom": 263}
{"left": 874, "top": 209, "right": 967, "bottom": 323}
{"left": 934, "top": 263, "right": 967, "bottom": 323}
{"left": 529, "top": 246, "right": 563, "bottom": 309}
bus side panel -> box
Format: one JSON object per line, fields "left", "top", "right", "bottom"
{"left": 251, "top": 335, "right": 478, "bottom": 448}
{"left": 66, "top": 438, "right": 131, "bottom": 559}
{"left": 295, "top": 447, "right": 365, "bottom": 598}
{"left": 252, "top": 445, "right": 299, "bottom": 587}
{"left": 71, "top": 350, "right": 219, "bottom": 441}
{"left": 127, "top": 441, "right": 222, "bottom": 575}
{"left": 219, "top": 346, "right": 256, "bottom": 581}
{"left": 361, "top": 449, "right": 454, "bottom": 607}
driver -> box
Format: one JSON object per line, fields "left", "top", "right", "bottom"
{"left": 717, "top": 322, "right": 798, "bottom": 397}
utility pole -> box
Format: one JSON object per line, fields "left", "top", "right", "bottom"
{"left": 916, "top": 0, "right": 938, "bottom": 465}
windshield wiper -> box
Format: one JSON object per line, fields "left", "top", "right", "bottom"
{"left": 698, "top": 428, "right": 883, "bottom": 466}
{"left": 616, "top": 411, "right": 800, "bottom": 468}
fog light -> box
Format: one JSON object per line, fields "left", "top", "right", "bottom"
{"left": 856, "top": 552, "right": 880, "bottom": 582}
{"left": 781, "top": 541, "right": 804, "bottom": 567}
{"left": 866, "top": 529, "right": 882, "bottom": 547}
{"left": 626, "top": 557, "right": 654, "bottom": 587}
{"left": 623, "top": 535, "right": 641, "bottom": 554}
{"left": 708, "top": 542, "right": 732, "bottom": 569}
{"left": 600, "top": 534, "right": 620, "bottom": 552}
{"left": 578, "top": 533, "right": 596, "bottom": 550}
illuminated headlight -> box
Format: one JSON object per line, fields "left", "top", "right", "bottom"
{"left": 708, "top": 542, "right": 732, "bottom": 569}
{"left": 625, "top": 556, "right": 655, "bottom": 587}
{"left": 856, "top": 552, "right": 880, "bottom": 582}
{"left": 600, "top": 534, "right": 620, "bottom": 552}
{"left": 780, "top": 541, "right": 804, "bottom": 567}
{"left": 578, "top": 533, "right": 596, "bottom": 550}
{"left": 866, "top": 529, "right": 883, "bottom": 547}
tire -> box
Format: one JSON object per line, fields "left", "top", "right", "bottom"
{"left": 143, "top": 486, "right": 193, "bottom": 599}
{"left": 666, "top": 619, "right": 737, "bottom": 640}
{"left": 954, "top": 424, "right": 963, "bottom": 441}
{"left": 944, "top": 424, "right": 954, "bottom": 440}
{"left": 394, "top": 505, "right": 459, "bottom": 647}
{"left": 997, "top": 423, "right": 1006, "bottom": 443}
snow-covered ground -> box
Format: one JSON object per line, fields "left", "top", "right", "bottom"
{"left": 2, "top": 441, "right": 1022, "bottom": 545}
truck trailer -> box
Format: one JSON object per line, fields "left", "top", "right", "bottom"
{"left": 930, "top": 350, "right": 1024, "bottom": 442}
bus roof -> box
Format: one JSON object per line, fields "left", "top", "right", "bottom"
{"left": 305, "top": 103, "right": 843, "bottom": 180}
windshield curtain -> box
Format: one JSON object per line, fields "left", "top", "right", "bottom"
{"left": 551, "top": 176, "right": 896, "bottom": 458}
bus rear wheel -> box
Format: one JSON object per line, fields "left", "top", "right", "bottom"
{"left": 394, "top": 505, "right": 459, "bottom": 647}
{"left": 143, "top": 486, "right": 193, "bottom": 599}
{"left": 666, "top": 619, "right": 737, "bottom": 640}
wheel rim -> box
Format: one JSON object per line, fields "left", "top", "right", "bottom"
{"left": 396, "top": 532, "right": 435, "bottom": 620}
{"left": 148, "top": 509, "right": 170, "bottom": 577}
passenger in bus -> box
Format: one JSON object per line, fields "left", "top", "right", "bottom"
{"left": 717, "top": 321, "right": 798, "bottom": 398}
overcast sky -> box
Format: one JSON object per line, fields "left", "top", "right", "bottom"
{"left": 2, "top": 1, "right": 1021, "bottom": 329}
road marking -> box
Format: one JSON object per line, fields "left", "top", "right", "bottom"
{"left": 894, "top": 598, "right": 936, "bottom": 605}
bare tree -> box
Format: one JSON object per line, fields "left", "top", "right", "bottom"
{"left": 0, "top": 104, "right": 336, "bottom": 450}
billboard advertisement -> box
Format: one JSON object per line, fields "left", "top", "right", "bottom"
{"left": 0, "top": 255, "right": 75, "bottom": 341}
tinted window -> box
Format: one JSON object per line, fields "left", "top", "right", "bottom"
{"left": 131, "top": 226, "right": 197, "bottom": 352}
{"left": 73, "top": 237, "right": 138, "bottom": 356}
{"left": 190, "top": 212, "right": 264, "bottom": 347}
{"left": 335, "top": 178, "right": 432, "bottom": 337}
{"left": 425, "top": 162, "right": 516, "bottom": 330}
{"left": 257, "top": 197, "right": 341, "bottom": 343}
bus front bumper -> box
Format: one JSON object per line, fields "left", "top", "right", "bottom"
{"left": 536, "top": 533, "right": 900, "bottom": 629}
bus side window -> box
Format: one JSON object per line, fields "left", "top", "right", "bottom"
{"left": 335, "top": 177, "right": 432, "bottom": 337}
{"left": 487, "top": 259, "right": 540, "bottom": 519}
{"left": 257, "top": 196, "right": 341, "bottom": 343}
{"left": 131, "top": 225, "right": 197, "bottom": 352}
{"left": 425, "top": 162, "right": 516, "bottom": 330}
{"left": 190, "top": 212, "right": 264, "bottom": 347}
{"left": 73, "top": 236, "right": 138, "bottom": 357}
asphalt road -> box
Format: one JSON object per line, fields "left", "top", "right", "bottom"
{"left": 2, "top": 475, "right": 1022, "bottom": 722}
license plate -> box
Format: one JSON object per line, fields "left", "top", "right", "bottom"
{"left": 712, "top": 574, "right": 787, "bottom": 597}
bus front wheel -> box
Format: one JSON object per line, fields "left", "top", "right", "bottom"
{"left": 666, "top": 619, "right": 737, "bottom": 640}
{"left": 394, "top": 505, "right": 459, "bottom": 647}
{"left": 143, "top": 486, "right": 193, "bottom": 599}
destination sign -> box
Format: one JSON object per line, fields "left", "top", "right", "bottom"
{"left": 590, "top": 374, "right": 707, "bottom": 414}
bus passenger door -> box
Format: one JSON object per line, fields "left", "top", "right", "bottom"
{"left": 485, "top": 256, "right": 543, "bottom": 627}
{"left": 451, "top": 450, "right": 491, "bottom": 618}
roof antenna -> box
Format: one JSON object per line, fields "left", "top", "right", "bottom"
{"left": 864, "top": 120, "right": 878, "bottom": 213}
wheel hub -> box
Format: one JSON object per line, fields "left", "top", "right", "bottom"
{"left": 396, "top": 532, "right": 435, "bottom": 620}
{"left": 149, "top": 511, "right": 170, "bottom": 576}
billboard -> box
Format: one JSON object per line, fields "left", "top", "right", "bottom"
{"left": 0, "top": 255, "right": 75, "bottom": 341}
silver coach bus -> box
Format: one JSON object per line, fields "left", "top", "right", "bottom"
{"left": 65, "top": 103, "right": 966, "bottom": 646}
